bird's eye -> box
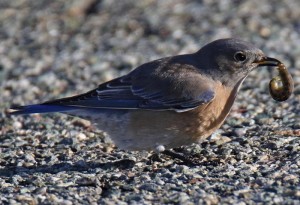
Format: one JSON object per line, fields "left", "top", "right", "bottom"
{"left": 234, "top": 52, "right": 247, "bottom": 62}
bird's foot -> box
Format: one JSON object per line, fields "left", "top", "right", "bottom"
{"left": 147, "top": 153, "right": 164, "bottom": 164}
{"left": 148, "top": 145, "right": 197, "bottom": 166}
{"left": 162, "top": 150, "right": 197, "bottom": 166}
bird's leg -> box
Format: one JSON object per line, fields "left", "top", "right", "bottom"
{"left": 147, "top": 145, "right": 166, "bottom": 164}
{"left": 148, "top": 153, "right": 164, "bottom": 164}
{"left": 148, "top": 145, "right": 197, "bottom": 165}
{"left": 161, "top": 150, "right": 197, "bottom": 166}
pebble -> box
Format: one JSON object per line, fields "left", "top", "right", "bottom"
{"left": 234, "top": 128, "right": 247, "bottom": 137}
{"left": 76, "top": 133, "right": 87, "bottom": 141}
{"left": 13, "top": 121, "right": 23, "bottom": 129}
{"left": 139, "top": 183, "right": 158, "bottom": 192}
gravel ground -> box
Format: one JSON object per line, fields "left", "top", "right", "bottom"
{"left": 1, "top": 0, "right": 300, "bottom": 204}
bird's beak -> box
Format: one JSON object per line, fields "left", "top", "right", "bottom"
{"left": 256, "top": 57, "right": 281, "bottom": 67}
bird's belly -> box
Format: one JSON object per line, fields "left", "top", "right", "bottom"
{"left": 107, "top": 105, "right": 232, "bottom": 151}
{"left": 69, "top": 109, "right": 215, "bottom": 151}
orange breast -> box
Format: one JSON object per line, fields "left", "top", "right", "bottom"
{"left": 182, "top": 81, "right": 237, "bottom": 140}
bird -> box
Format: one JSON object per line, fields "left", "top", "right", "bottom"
{"left": 9, "top": 38, "right": 282, "bottom": 153}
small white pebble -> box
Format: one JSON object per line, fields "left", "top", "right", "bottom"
{"left": 77, "top": 133, "right": 87, "bottom": 141}
{"left": 234, "top": 128, "right": 247, "bottom": 137}
{"left": 155, "top": 145, "right": 165, "bottom": 153}
{"left": 13, "top": 121, "right": 23, "bottom": 129}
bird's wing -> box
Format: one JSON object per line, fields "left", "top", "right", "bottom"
{"left": 42, "top": 59, "right": 215, "bottom": 112}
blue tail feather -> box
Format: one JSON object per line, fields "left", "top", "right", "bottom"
{"left": 9, "top": 104, "right": 78, "bottom": 115}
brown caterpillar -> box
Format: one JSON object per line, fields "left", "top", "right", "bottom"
{"left": 269, "top": 63, "right": 294, "bottom": 101}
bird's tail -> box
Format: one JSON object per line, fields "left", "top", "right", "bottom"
{"left": 8, "top": 104, "right": 78, "bottom": 115}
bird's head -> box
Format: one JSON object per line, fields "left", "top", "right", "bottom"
{"left": 196, "top": 38, "right": 281, "bottom": 86}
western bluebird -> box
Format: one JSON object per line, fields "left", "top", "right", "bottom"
{"left": 9, "top": 38, "right": 289, "bottom": 152}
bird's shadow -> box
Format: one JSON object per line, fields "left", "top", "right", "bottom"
{"left": 0, "top": 159, "right": 136, "bottom": 177}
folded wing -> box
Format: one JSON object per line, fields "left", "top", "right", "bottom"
{"left": 10, "top": 58, "right": 215, "bottom": 114}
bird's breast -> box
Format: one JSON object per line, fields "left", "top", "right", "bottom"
{"left": 185, "top": 82, "right": 237, "bottom": 140}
